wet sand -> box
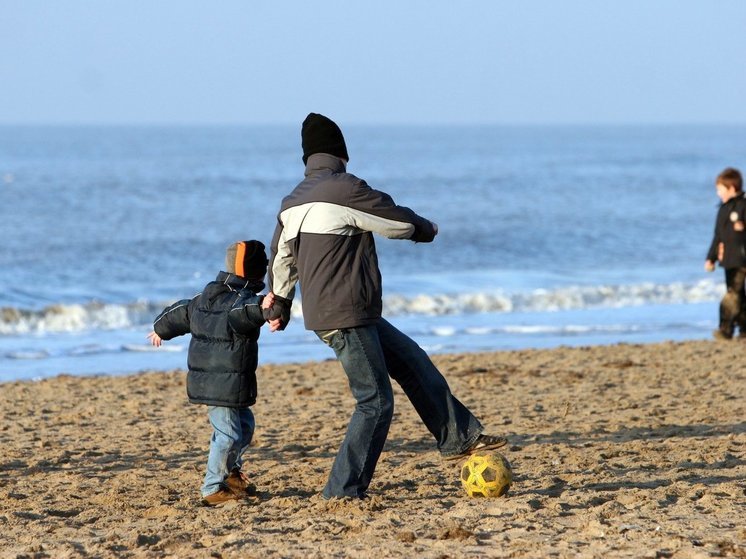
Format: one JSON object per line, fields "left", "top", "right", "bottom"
{"left": 1, "top": 340, "right": 744, "bottom": 558}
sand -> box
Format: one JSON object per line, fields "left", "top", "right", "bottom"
{"left": 1, "top": 339, "right": 744, "bottom": 558}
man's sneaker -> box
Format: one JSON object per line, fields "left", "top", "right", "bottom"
{"left": 225, "top": 469, "right": 257, "bottom": 496}
{"left": 446, "top": 434, "right": 508, "bottom": 461}
{"left": 201, "top": 488, "right": 239, "bottom": 507}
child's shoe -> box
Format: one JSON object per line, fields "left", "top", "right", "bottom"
{"left": 713, "top": 329, "right": 733, "bottom": 341}
{"left": 226, "top": 469, "right": 257, "bottom": 496}
{"left": 201, "top": 488, "right": 238, "bottom": 507}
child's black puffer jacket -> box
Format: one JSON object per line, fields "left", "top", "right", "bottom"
{"left": 153, "top": 272, "right": 265, "bottom": 408}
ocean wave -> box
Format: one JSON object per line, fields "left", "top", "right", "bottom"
{"left": 383, "top": 279, "right": 722, "bottom": 315}
{"left": 431, "top": 323, "right": 643, "bottom": 337}
{"left": 3, "top": 342, "right": 186, "bottom": 362}
{"left": 0, "top": 279, "right": 723, "bottom": 336}
{"left": 0, "top": 300, "right": 163, "bottom": 336}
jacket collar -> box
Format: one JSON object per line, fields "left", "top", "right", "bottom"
{"left": 304, "top": 153, "right": 346, "bottom": 177}
{"left": 723, "top": 192, "right": 745, "bottom": 207}
{"left": 215, "top": 271, "right": 265, "bottom": 293}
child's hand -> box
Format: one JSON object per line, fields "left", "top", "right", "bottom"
{"left": 262, "top": 292, "right": 290, "bottom": 331}
{"left": 147, "top": 331, "right": 163, "bottom": 347}
{"left": 261, "top": 291, "right": 282, "bottom": 331}
{"left": 704, "top": 260, "right": 716, "bottom": 272}
{"left": 262, "top": 291, "right": 276, "bottom": 310}
{"left": 718, "top": 242, "right": 725, "bottom": 262}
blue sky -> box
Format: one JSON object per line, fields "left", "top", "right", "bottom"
{"left": 2, "top": 1, "right": 745, "bottom": 125}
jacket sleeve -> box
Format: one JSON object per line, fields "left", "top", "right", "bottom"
{"left": 268, "top": 216, "right": 299, "bottom": 302}
{"left": 707, "top": 208, "right": 722, "bottom": 262}
{"left": 346, "top": 179, "right": 437, "bottom": 243}
{"left": 153, "top": 298, "right": 193, "bottom": 340}
{"left": 228, "top": 292, "right": 265, "bottom": 334}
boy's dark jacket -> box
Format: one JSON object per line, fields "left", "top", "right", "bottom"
{"left": 708, "top": 193, "right": 746, "bottom": 268}
{"left": 153, "top": 272, "right": 265, "bottom": 408}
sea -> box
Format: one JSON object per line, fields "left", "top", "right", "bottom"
{"left": 1, "top": 124, "right": 744, "bottom": 382}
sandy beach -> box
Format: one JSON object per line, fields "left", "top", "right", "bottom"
{"left": 1, "top": 339, "right": 744, "bottom": 558}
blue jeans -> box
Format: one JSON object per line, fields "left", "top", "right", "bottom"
{"left": 316, "top": 318, "right": 483, "bottom": 499}
{"left": 201, "top": 406, "right": 255, "bottom": 497}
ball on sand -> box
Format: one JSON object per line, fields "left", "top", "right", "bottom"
{"left": 460, "top": 452, "right": 512, "bottom": 498}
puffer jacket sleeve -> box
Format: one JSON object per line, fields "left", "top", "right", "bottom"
{"left": 228, "top": 292, "right": 265, "bottom": 335}
{"left": 153, "top": 297, "right": 194, "bottom": 340}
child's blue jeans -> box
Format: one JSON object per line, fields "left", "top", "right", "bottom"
{"left": 202, "top": 405, "right": 255, "bottom": 497}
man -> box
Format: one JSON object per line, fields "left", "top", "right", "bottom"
{"left": 265, "top": 113, "right": 506, "bottom": 499}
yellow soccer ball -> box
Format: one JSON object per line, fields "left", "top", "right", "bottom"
{"left": 460, "top": 452, "right": 512, "bottom": 498}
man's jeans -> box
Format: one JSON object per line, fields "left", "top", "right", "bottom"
{"left": 316, "top": 318, "right": 483, "bottom": 499}
{"left": 202, "top": 406, "right": 255, "bottom": 497}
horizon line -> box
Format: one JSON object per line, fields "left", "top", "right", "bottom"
{"left": 0, "top": 120, "right": 743, "bottom": 128}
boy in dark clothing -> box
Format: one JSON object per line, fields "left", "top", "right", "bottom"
{"left": 705, "top": 168, "right": 746, "bottom": 339}
{"left": 148, "top": 240, "right": 268, "bottom": 506}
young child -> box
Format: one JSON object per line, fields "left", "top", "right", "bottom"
{"left": 148, "top": 240, "right": 268, "bottom": 506}
{"left": 704, "top": 168, "right": 746, "bottom": 339}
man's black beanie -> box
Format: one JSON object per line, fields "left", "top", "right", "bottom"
{"left": 301, "top": 113, "right": 349, "bottom": 165}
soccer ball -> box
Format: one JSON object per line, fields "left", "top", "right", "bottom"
{"left": 460, "top": 452, "right": 512, "bottom": 498}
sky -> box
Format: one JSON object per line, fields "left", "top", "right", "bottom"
{"left": 1, "top": 1, "right": 745, "bottom": 126}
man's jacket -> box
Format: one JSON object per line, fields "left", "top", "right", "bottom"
{"left": 708, "top": 192, "right": 746, "bottom": 269}
{"left": 268, "top": 153, "right": 436, "bottom": 331}
{"left": 153, "top": 272, "right": 265, "bottom": 407}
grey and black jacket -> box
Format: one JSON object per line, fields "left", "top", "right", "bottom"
{"left": 707, "top": 192, "right": 746, "bottom": 269}
{"left": 153, "top": 272, "right": 265, "bottom": 408}
{"left": 268, "top": 153, "right": 436, "bottom": 331}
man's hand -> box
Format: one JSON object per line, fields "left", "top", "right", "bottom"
{"left": 411, "top": 220, "right": 438, "bottom": 243}
{"left": 705, "top": 260, "right": 716, "bottom": 272}
{"left": 147, "top": 331, "right": 162, "bottom": 347}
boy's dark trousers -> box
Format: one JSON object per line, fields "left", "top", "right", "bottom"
{"left": 720, "top": 267, "right": 746, "bottom": 337}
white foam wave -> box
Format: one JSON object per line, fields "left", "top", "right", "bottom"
{"left": 122, "top": 343, "right": 184, "bottom": 352}
{"left": 0, "top": 301, "right": 164, "bottom": 335}
{"left": 430, "top": 323, "right": 644, "bottom": 337}
{"left": 382, "top": 279, "right": 723, "bottom": 316}
{"left": 0, "top": 279, "right": 723, "bottom": 336}
{"left": 5, "top": 350, "right": 50, "bottom": 360}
